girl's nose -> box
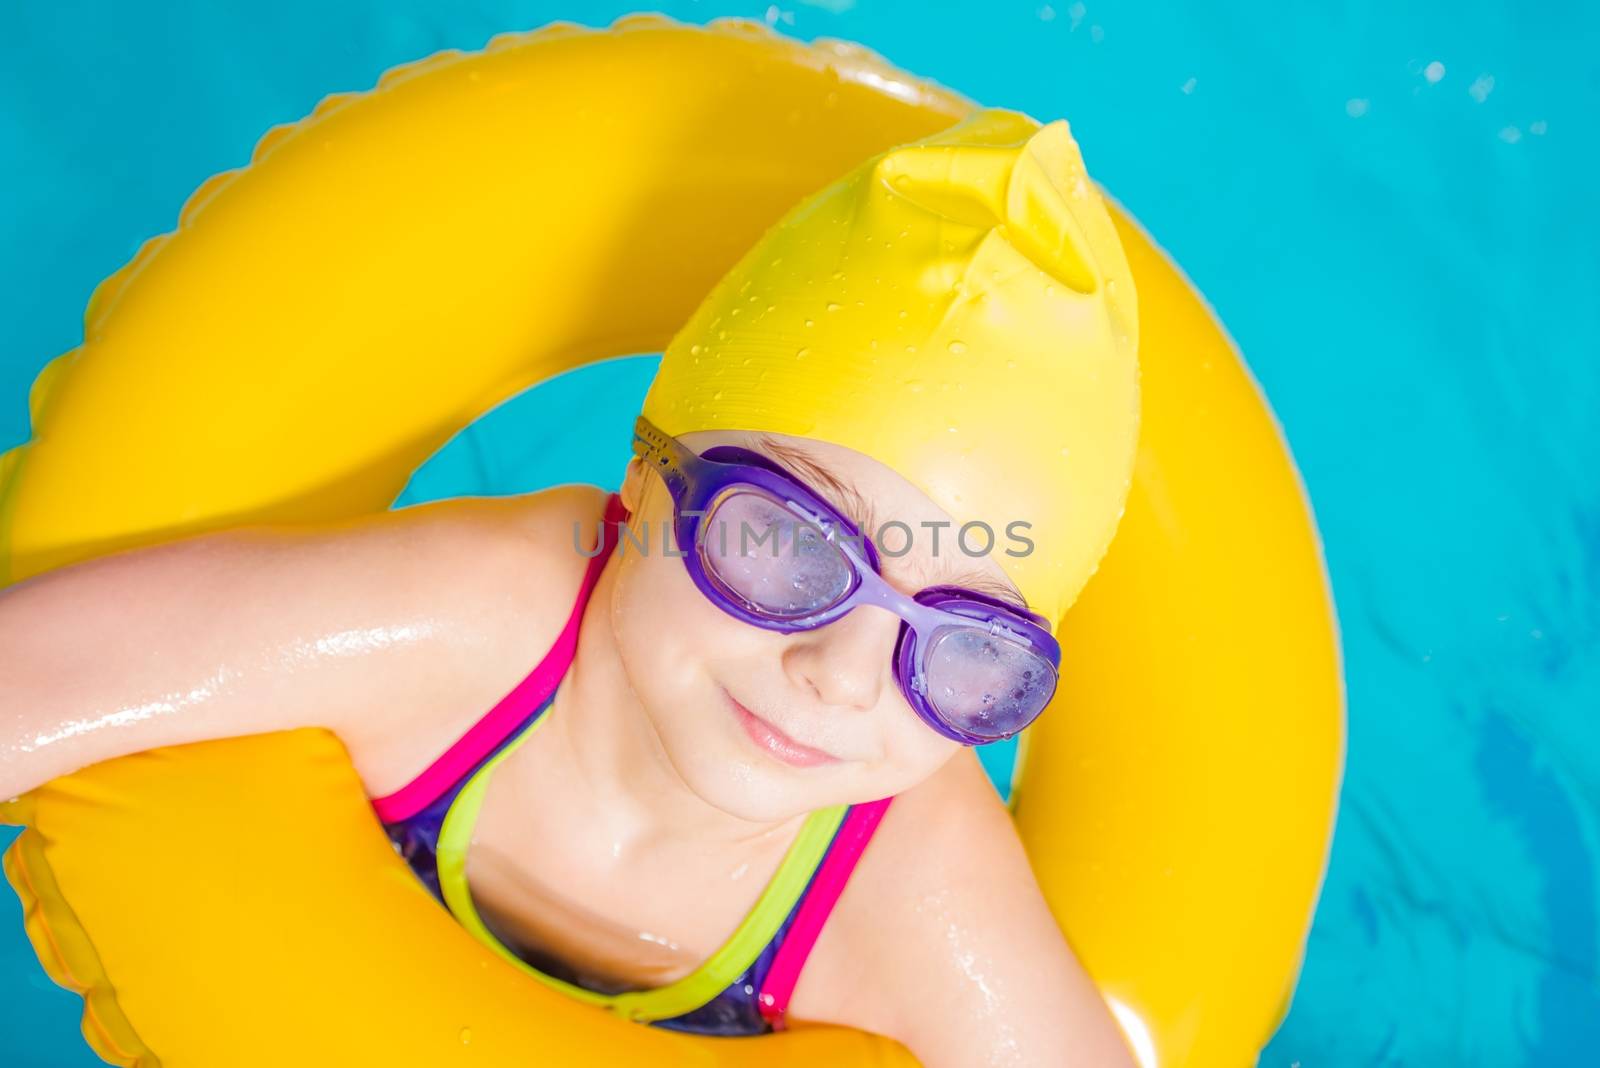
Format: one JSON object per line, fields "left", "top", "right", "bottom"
{"left": 782, "top": 604, "right": 900, "bottom": 712}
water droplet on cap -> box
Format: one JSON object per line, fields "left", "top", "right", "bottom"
{"left": 948, "top": 341, "right": 967, "bottom": 355}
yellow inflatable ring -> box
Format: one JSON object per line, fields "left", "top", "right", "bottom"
{"left": 0, "top": 14, "right": 1344, "bottom": 1067}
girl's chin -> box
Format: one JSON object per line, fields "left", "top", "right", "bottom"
{"left": 666, "top": 742, "right": 833, "bottom": 822}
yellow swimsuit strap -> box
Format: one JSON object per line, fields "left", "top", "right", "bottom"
{"left": 434, "top": 715, "right": 848, "bottom": 1023}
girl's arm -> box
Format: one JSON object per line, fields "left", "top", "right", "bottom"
{"left": 0, "top": 489, "right": 590, "bottom": 802}
{"left": 792, "top": 749, "right": 1137, "bottom": 1068}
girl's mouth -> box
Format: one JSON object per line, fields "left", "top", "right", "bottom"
{"left": 722, "top": 689, "right": 840, "bottom": 769}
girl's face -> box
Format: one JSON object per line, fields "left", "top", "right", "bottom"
{"left": 609, "top": 429, "right": 1029, "bottom": 823}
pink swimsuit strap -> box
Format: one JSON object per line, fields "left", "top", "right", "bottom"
{"left": 371, "top": 491, "right": 628, "bottom": 823}
{"left": 756, "top": 795, "right": 893, "bottom": 1029}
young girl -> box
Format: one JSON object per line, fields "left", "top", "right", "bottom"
{"left": 0, "top": 111, "right": 1140, "bottom": 1067}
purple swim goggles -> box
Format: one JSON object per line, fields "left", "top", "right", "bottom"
{"left": 630, "top": 415, "right": 1062, "bottom": 745}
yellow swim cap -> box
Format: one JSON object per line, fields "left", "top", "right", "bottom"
{"left": 641, "top": 108, "right": 1139, "bottom": 627}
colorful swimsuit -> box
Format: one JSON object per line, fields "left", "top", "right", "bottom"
{"left": 373, "top": 491, "right": 893, "bottom": 1036}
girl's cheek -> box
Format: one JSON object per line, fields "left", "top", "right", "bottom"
{"left": 870, "top": 704, "right": 961, "bottom": 793}
{"left": 612, "top": 547, "right": 732, "bottom": 707}
{"left": 920, "top": 719, "right": 964, "bottom": 767}
{"left": 610, "top": 554, "right": 678, "bottom": 680}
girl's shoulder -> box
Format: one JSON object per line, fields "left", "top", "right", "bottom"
{"left": 339, "top": 484, "right": 613, "bottom": 795}
{"left": 786, "top": 748, "right": 1124, "bottom": 1065}
{"left": 787, "top": 749, "right": 1017, "bottom": 1015}
{"left": 478, "top": 483, "right": 615, "bottom": 563}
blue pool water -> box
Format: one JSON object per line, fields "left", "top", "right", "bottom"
{"left": 2, "top": 2, "right": 1595, "bottom": 1065}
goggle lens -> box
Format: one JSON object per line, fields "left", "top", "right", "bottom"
{"left": 698, "top": 487, "right": 854, "bottom": 619}
{"left": 921, "top": 626, "right": 1058, "bottom": 739}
